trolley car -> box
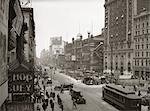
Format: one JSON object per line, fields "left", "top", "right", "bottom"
{"left": 102, "top": 84, "right": 141, "bottom": 111}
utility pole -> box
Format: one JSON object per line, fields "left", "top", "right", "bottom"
{"left": 110, "top": 43, "right": 113, "bottom": 83}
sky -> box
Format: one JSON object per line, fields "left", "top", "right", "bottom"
{"left": 31, "top": 0, "right": 105, "bottom": 57}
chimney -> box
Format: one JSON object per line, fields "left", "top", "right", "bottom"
{"left": 87, "top": 31, "right": 90, "bottom": 38}
{"left": 80, "top": 35, "right": 82, "bottom": 40}
{"left": 72, "top": 38, "right": 74, "bottom": 44}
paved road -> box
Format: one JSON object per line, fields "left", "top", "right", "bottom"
{"left": 50, "top": 70, "right": 118, "bottom": 111}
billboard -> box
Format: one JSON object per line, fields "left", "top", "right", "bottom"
{"left": 51, "top": 37, "right": 62, "bottom": 45}
{"left": 8, "top": 71, "right": 34, "bottom": 94}
{"left": 0, "top": 0, "right": 9, "bottom": 86}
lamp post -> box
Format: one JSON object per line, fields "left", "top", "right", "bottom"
{"left": 110, "top": 42, "right": 113, "bottom": 83}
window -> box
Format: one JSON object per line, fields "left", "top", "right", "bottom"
{"left": 147, "top": 22, "right": 149, "bottom": 26}
{"left": 147, "top": 44, "right": 149, "bottom": 49}
{"left": 142, "top": 44, "right": 144, "bottom": 49}
{"left": 143, "top": 23, "right": 144, "bottom": 28}
{"left": 147, "top": 29, "right": 149, "bottom": 34}
{"left": 142, "top": 52, "right": 144, "bottom": 57}
{"left": 146, "top": 60, "right": 148, "bottom": 66}
{"left": 142, "top": 30, "right": 145, "bottom": 34}
{"left": 141, "top": 60, "right": 143, "bottom": 66}
{"left": 135, "top": 60, "right": 136, "bottom": 66}
{"left": 146, "top": 52, "right": 149, "bottom": 57}
{"left": 128, "top": 53, "right": 130, "bottom": 58}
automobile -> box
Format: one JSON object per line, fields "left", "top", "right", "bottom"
{"left": 59, "top": 70, "right": 65, "bottom": 73}
{"left": 71, "top": 88, "right": 86, "bottom": 104}
{"left": 76, "top": 96, "right": 86, "bottom": 104}
{"left": 47, "top": 79, "right": 52, "bottom": 84}
{"left": 54, "top": 86, "right": 61, "bottom": 91}
{"left": 141, "top": 94, "right": 150, "bottom": 106}
{"left": 63, "top": 84, "right": 73, "bottom": 90}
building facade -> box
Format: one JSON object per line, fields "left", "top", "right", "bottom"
{"left": 64, "top": 33, "right": 104, "bottom": 75}
{"left": 133, "top": 1, "right": 150, "bottom": 78}
{"left": 49, "top": 36, "right": 66, "bottom": 66}
{"left": 0, "top": 0, "right": 9, "bottom": 110}
{"left": 104, "top": 0, "right": 134, "bottom": 76}
{"left": 22, "top": 8, "right": 36, "bottom": 66}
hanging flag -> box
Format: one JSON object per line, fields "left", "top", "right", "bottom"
{"left": 24, "top": 0, "right": 30, "bottom": 6}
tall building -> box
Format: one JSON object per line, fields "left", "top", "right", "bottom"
{"left": 104, "top": 0, "right": 134, "bottom": 76}
{"left": 49, "top": 36, "right": 66, "bottom": 66}
{"left": 133, "top": 0, "right": 150, "bottom": 78}
{"left": 0, "top": 0, "right": 9, "bottom": 110}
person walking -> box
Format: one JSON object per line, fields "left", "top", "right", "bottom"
{"left": 42, "top": 102, "right": 47, "bottom": 111}
{"left": 72, "top": 98, "right": 77, "bottom": 109}
{"left": 52, "top": 92, "right": 55, "bottom": 100}
{"left": 60, "top": 103, "right": 64, "bottom": 111}
{"left": 50, "top": 99, "right": 55, "bottom": 111}
{"left": 36, "top": 104, "right": 41, "bottom": 111}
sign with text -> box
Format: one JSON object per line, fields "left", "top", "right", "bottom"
{"left": 6, "top": 102, "right": 34, "bottom": 111}
{"left": 8, "top": 71, "right": 34, "bottom": 94}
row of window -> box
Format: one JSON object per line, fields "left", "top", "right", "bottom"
{"left": 134, "top": 59, "right": 150, "bottom": 66}
{"left": 135, "top": 44, "right": 149, "bottom": 49}
{"left": 135, "top": 51, "right": 150, "bottom": 57}
{"left": 135, "top": 22, "right": 149, "bottom": 29}
{"left": 135, "top": 29, "right": 149, "bottom": 36}
{"left": 134, "top": 37, "right": 149, "bottom": 42}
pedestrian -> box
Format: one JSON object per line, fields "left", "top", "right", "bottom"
{"left": 52, "top": 92, "right": 55, "bottom": 100}
{"left": 138, "top": 90, "right": 141, "bottom": 96}
{"left": 46, "top": 91, "right": 49, "bottom": 98}
{"left": 45, "top": 99, "right": 49, "bottom": 107}
{"left": 72, "top": 98, "right": 77, "bottom": 109}
{"left": 60, "top": 103, "right": 64, "bottom": 111}
{"left": 50, "top": 99, "right": 55, "bottom": 111}
{"left": 42, "top": 102, "right": 47, "bottom": 111}
{"left": 37, "top": 104, "right": 41, "bottom": 111}
{"left": 57, "top": 94, "right": 60, "bottom": 104}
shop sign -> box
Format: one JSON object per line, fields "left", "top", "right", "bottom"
{"left": 12, "top": 0, "right": 23, "bottom": 36}
{"left": 9, "top": 72, "right": 34, "bottom": 93}
{"left": 6, "top": 102, "right": 34, "bottom": 111}
{"left": 0, "top": 0, "right": 9, "bottom": 86}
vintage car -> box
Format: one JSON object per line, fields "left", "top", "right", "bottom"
{"left": 71, "top": 88, "right": 86, "bottom": 104}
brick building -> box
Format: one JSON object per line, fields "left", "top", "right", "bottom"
{"left": 133, "top": 1, "right": 150, "bottom": 78}
{"left": 64, "top": 33, "right": 104, "bottom": 76}
{"left": 104, "top": 0, "right": 134, "bottom": 76}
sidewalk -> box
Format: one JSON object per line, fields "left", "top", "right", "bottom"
{"left": 34, "top": 77, "right": 63, "bottom": 111}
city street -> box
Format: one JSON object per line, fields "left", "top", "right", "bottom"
{"left": 50, "top": 69, "right": 118, "bottom": 111}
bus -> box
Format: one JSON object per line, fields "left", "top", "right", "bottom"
{"left": 102, "top": 84, "right": 141, "bottom": 111}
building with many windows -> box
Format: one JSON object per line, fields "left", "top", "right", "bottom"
{"left": 104, "top": 0, "right": 135, "bottom": 76}
{"left": 64, "top": 33, "right": 104, "bottom": 76}
{"left": 133, "top": 4, "right": 150, "bottom": 78}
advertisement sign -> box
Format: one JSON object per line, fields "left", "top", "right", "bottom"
{"left": 8, "top": 71, "right": 34, "bottom": 94}
{"left": 51, "top": 37, "right": 62, "bottom": 45}
{"left": 12, "top": 0, "right": 23, "bottom": 36}
{"left": 6, "top": 102, "right": 34, "bottom": 111}
{"left": 0, "top": 0, "right": 9, "bottom": 86}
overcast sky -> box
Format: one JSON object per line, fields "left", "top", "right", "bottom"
{"left": 31, "top": 0, "right": 105, "bottom": 57}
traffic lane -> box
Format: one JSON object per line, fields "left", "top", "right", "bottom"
{"left": 53, "top": 72, "right": 118, "bottom": 111}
